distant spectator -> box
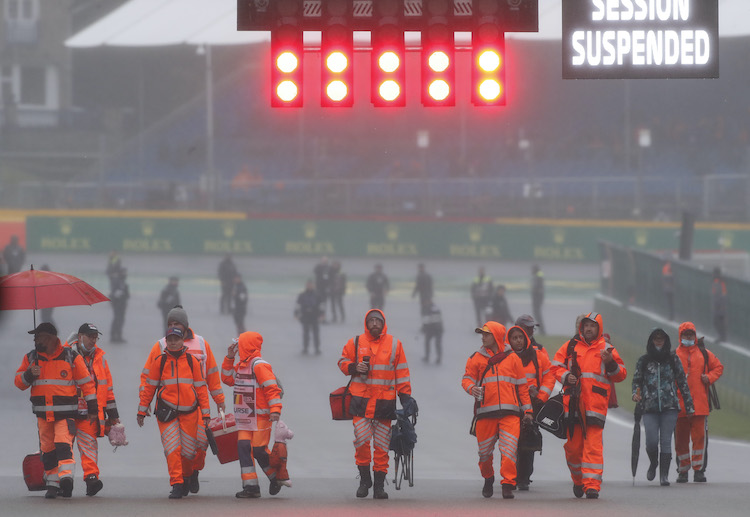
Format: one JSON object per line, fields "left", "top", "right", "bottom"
{"left": 231, "top": 273, "right": 249, "bottom": 335}
{"left": 420, "top": 296, "right": 443, "bottom": 364}
{"left": 157, "top": 276, "right": 181, "bottom": 333}
{"left": 470, "top": 266, "right": 493, "bottom": 328}
{"left": 294, "top": 280, "right": 323, "bottom": 355}
{"left": 329, "top": 260, "right": 347, "bottom": 323}
{"left": 218, "top": 254, "right": 238, "bottom": 315}
{"left": 313, "top": 257, "right": 331, "bottom": 322}
{"left": 412, "top": 263, "right": 434, "bottom": 314}
{"left": 489, "top": 285, "right": 513, "bottom": 326}
{"left": 105, "top": 251, "right": 124, "bottom": 290}
{"left": 531, "top": 264, "right": 545, "bottom": 334}
{"left": 3, "top": 235, "right": 25, "bottom": 274}
{"left": 366, "top": 263, "right": 390, "bottom": 310}
{"left": 109, "top": 269, "right": 129, "bottom": 344}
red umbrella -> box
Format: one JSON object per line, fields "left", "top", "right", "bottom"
{"left": 0, "top": 265, "right": 109, "bottom": 325}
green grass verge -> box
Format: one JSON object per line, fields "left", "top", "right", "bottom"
{"left": 535, "top": 334, "right": 750, "bottom": 441}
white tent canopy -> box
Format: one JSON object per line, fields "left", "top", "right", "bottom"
{"left": 65, "top": 0, "right": 750, "bottom": 49}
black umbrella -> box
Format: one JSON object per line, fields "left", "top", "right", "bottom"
{"left": 631, "top": 401, "right": 643, "bottom": 484}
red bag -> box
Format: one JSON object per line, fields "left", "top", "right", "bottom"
{"left": 23, "top": 453, "right": 46, "bottom": 491}
{"left": 208, "top": 412, "right": 239, "bottom": 464}
{"left": 330, "top": 335, "right": 358, "bottom": 421}
{"left": 329, "top": 385, "right": 353, "bottom": 421}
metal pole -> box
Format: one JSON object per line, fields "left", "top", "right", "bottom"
{"left": 205, "top": 45, "right": 216, "bottom": 210}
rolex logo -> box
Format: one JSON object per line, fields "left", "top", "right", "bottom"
{"left": 468, "top": 225, "right": 482, "bottom": 243}
{"left": 141, "top": 220, "right": 155, "bottom": 237}
{"left": 385, "top": 224, "right": 399, "bottom": 241}
{"left": 635, "top": 229, "right": 648, "bottom": 247}
{"left": 59, "top": 219, "right": 73, "bottom": 236}
{"left": 303, "top": 222, "right": 317, "bottom": 239}
{"left": 222, "top": 221, "right": 236, "bottom": 239}
{"left": 552, "top": 228, "right": 566, "bottom": 245}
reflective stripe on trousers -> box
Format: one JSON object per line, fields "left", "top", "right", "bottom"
{"left": 157, "top": 411, "right": 199, "bottom": 486}
{"left": 675, "top": 415, "right": 706, "bottom": 473}
{"left": 353, "top": 416, "right": 392, "bottom": 473}
{"left": 474, "top": 416, "right": 520, "bottom": 485}
{"left": 75, "top": 419, "right": 100, "bottom": 478}
{"left": 38, "top": 417, "right": 76, "bottom": 488}
{"left": 238, "top": 427, "right": 272, "bottom": 487}
{"left": 564, "top": 424, "right": 604, "bottom": 491}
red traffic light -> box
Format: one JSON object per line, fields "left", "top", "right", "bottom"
{"left": 271, "top": 26, "right": 303, "bottom": 107}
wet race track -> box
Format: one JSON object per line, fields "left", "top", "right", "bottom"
{"left": 1, "top": 253, "right": 748, "bottom": 516}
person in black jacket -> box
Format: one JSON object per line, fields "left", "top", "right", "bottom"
{"left": 412, "top": 263, "right": 433, "bottom": 313}
{"left": 489, "top": 285, "right": 513, "bottom": 326}
{"left": 3, "top": 234, "right": 25, "bottom": 274}
{"left": 231, "top": 273, "right": 249, "bottom": 335}
{"left": 294, "top": 280, "right": 323, "bottom": 354}
{"left": 420, "top": 296, "right": 444, "bottom": 364}
{"left": 218, "top": 254, "right": 238, "bottom": 314}
{"left": 366, "top": 263, "right": 389, "bottom": 310}
{"left": 109, "top": 269, "right": 129, "bottom": 344}
{"left": 157, "top": 276, "right": 181, "bottom": 333}
{"left": 632, "top": 328, "right": 694, "bottom": 486}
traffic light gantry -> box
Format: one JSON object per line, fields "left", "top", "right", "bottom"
{"left": 238, "top": 0, "right": 538, "bottom": 107}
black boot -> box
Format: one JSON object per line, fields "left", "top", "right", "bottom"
{"left": 646, "top": 448, "right": 658, "bottom": 481}
{"left": 373, "top": 471, "right": 388, "bottom": 499}
{"left": 482, "top": 476, "right": 494, "bottom": 498}
{"left": 659, "top": 453, "right": 672, "bottom": 486}
{"left": 356, "top": 466, "right": 372, "bottom": 498}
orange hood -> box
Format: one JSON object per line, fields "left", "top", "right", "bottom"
{"left": 363, "top": 309, "right": 388, "bottom": 340}
{"left": 483, "top": 321, "right": 507, "bottom": 351}
{"left": 238, "top": 331, "right": 263, "bottom": 362}
{"left": 678, "top": 321, "right": 697, "bottom": 341}
{"left": 579, "top": 311, "right": 604, "bottom": 343}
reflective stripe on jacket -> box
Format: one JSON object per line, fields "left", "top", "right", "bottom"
{"left": 139, "top": 328, "right": 225, "bottom": 405}
{"left": 550, "top": 313, "right": 627, "bottom": 428}
{"left": 675, "top": 321, "right": 723, "bottom": 416}
{"left": 67, "top": 340, "right": 119, "bottom": 435}
{"left": 221, "top": 331, "right": 283, "bottom": 416}
{"left": 463, "top": 343, "right": 533, "bottom": 420}
{"left": 15, "top": 342, "right": 97, "bottom": 422}
{"left": 138, "top": 348, "right": 210, "bottom": 418}
{"left": 338, "top": 309, "right": 411, "bottom": 420}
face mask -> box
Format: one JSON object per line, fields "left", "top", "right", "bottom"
{"left": 681, "top": 338, "right": 695, "bottom": 346}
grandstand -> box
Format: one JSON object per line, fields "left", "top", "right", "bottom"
{"left": 3, "top": 33, "right": 749, "bottom": 220}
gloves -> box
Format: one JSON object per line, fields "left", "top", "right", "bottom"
{"left": 399, "top": 394, "right": 418, "bottom": 417}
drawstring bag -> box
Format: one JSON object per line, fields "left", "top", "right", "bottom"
{"left": 108, "top": 423, "right": 128, "bottom": 450}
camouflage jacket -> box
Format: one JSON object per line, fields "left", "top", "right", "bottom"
{"left": 632, "top": 352, "right": 694, "bottom": 414}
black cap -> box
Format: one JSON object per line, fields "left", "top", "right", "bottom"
{"left": 78, "top": 323, "right": 102, "bottom": 336}
{"left": 28, "top": 322, "right": 57, "bottom": 336}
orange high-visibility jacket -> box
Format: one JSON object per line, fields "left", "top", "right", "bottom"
{"left": 15, "top": 341, "right": 98, "bottom": 422}
{"left": 138, "top": 348, "right": 210, "bottom": 418}
{"left": 507, "top": 325, "right": 556, "bottom": 404}
{"left": 338, "top": 309, "right": 411, "bottom": 420}
{"left": 139, "top": 328, "right": 225, "bottom": 407}
{"left": 551, "top": 312, "right": 627, "bottom": 428}
{"left": 66, "top": 340, "right": 119, "bottom": 435}
{"left": 221, "top": 331, "right": 283, "bottom": 417}
{"left": 675, "top": 321, "right": 724, "bottom": 417}
{"left": 462, "top": 322, "right": 533, "bottom": 420}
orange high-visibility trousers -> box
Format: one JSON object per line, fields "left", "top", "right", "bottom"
{"left": 564, "top": 424, "right": 604, "bottom": 492}
{"left": 75, "top": 419, "right": 100, "bottom": 479}
{"left": 353, "top": 416, "right": 392, "bottom": 473}
{"left": 238, "top": 425, "right": 272, "bottom": 487}
{"left": 675, "top": 415, "right": 706, "bottom": 473}
{"left": 38, "top": 418, "right": 76, "bottom": 488}
{"left": 157, "top": 411, "right": 199, "bottom": 486}
{"left": 474, "top": 416, "right": 520, "bottom": 485}
{"left": 191, "top": 424, "right": 208, "bottom": 472}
